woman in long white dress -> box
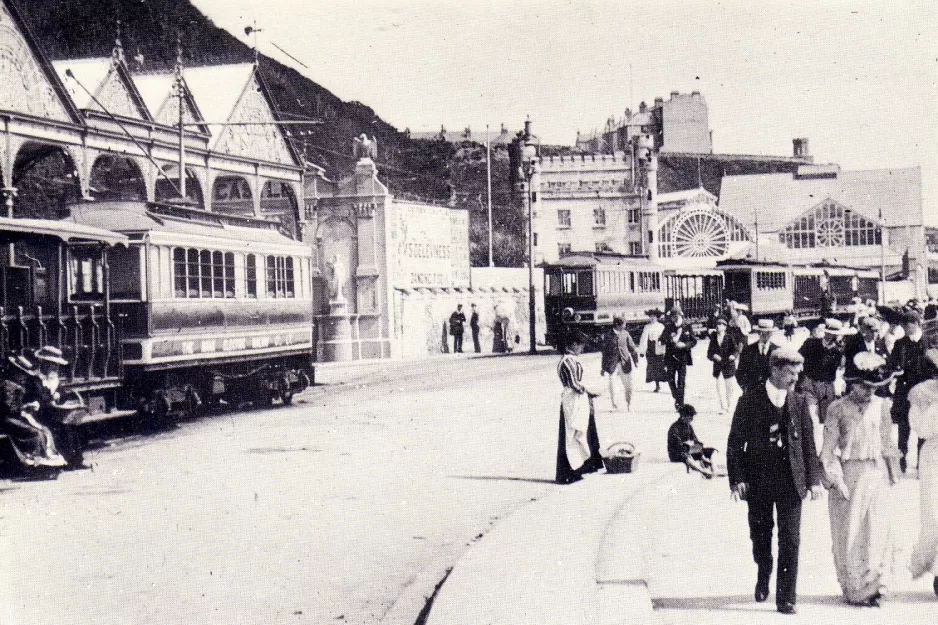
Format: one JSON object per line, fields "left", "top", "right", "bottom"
{"left": 820, "top": 352, "right": 901, "bottom": 606}
{"left": 908, "top": 377, "right": 938, "bottom": 598}
{"left": 637, "top": 309, "right": 668, "bottom": 392}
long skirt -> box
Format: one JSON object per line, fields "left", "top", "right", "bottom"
{"left": 645, "top": 352, "right": 668, "bottom": 383}
{"left": 828, "top": 459, "right": 899, "bottom": 603}
{"left": 1, "top": 411, "right": 66, "bottom": 469}
{"left": 911, "top": 438, "right": 938, "bottom": 579}
{"left": 555, "top": 400, "right": 603, "bottom": 484}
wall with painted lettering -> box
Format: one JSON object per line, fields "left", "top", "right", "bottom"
{"left": 388, "top": 201, "right": 470, "bottom": 289}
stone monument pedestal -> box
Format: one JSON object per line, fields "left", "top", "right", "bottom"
{"left": 318, "top": 298, "right": 355, "bottom": 362}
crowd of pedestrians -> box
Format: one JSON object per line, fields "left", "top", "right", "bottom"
{"left": 554, "top": 296, "right": 938, "bottom": 613}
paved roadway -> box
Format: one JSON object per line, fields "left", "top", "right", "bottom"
{"left": 2, "top": 335, "right": 935, "bottom": 624}
{"left": 0, "top": 351, "right": 600, "bottom": 625}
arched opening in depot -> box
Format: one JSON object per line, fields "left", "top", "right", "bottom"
{"left": 89, "top": 154, "right": 147, "bottom": 202}
{"left": 212, "top": 175, "right": 254, "bottom": 216}
{"left": 260, "top": 180, "right": 299, "bottom": 237}
{"left": 12, "top": 141, "right": 82, "bottom": 218}
{"left": 154, "top": 163, "right": 204, "bottom": 207}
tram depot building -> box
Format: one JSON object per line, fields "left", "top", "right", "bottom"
{"left": 532, "top": 92, "right": 928, "bottom": 295}
{"left": 0, "top": 0, "right": 927, "bottom": 366}
{"left": 0, "top": 0, "right": 540, "bottom": 362}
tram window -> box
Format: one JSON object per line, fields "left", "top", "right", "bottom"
{"left": 224, "top": 252, "right": 235, "bottom": 298}
{"left": 69, "top": 247, "right": 105, "bottom": 299}
{"left": 286, "top": 257, "right": 295, "bottom": 297}
{"left": 110, "top": 245, "right": 141, "bottom": 300}
{"left": 173, "top": 248, "right": 187, "bottom": 297}
{"left": 756, "top": 271, "right": 786, "bottom": 290}
{"left": 562, "top": 272, "right": 577, "bottom": 295}
{"left": 186, "top": 249, "right": 199, "bottom": 297}
{"left": 578, "top": 272, "right": 594, "bottom": 296}
{"left": 547, "top": 273, "right": 561, "bottom": 296}
{"left": 266, "top": 255, "right": 295, "bottom": 298}
{"left": 245, "top": 254, "right": 257, "bottom": 298}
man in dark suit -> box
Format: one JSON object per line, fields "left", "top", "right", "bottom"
{"left": 727, "top": 348, "right": 823, "bottom": 615}
{"left": 887, "top": 309, "right": 938, "bottom": 472}
{"left": 842, "top": 315, "right": 887, "bottom": 379}
{"left": 469, "top": 303, "right": 481, "bottom": 353}
{"left": 736, "top": 319, "right": 778, "bottom": 394}
{"left": 449, "top": 305, "right": 466, "bottom": 353}
{"left": 660, "top": 309, "right": 697, "bottom": 409}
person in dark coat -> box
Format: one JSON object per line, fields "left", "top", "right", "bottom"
{"left": 667, "top": 403, "right": 715, "bottom": 477}
{"left": 727, "top": 348, "right": 824, "bottom": 615}
{"left": 736, "top": 319, "right": 779, "bottom": 394}
{"left": 556, "top": 330, "right": 603, "bottom": 484}
{"left": 0, "top": 355, "right": 66, "bottom": 475}
{"left": 449, "top": 305, "right": 466, "bottom": 353}
{"left": 707, "top": 317, "right": 742, "bottom": 413}
{"left": 660, "top": 309, "right": 697, "bottom": 409}
{"left": 600, "top": 317, "right": 639, "bottom": 411}
{"left": 887, "top": 310, "right": 938, "bottom": 473}
{"left": 469, "top": 303, "right": 481, "bottom": 353}
{"left": 798, "top": 318, "right": 848, "bottom": 429}
{"left": 842, "top": 315, "right": 888, "bottom": 380}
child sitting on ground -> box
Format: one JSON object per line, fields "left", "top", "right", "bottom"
{"left": 667, "top": 404, "right": 716, "bottom": 478}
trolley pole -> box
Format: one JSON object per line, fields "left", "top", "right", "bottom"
{"left": 521, "top": 119, "right": 539, "bottom": 354}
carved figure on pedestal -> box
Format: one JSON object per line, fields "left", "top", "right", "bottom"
{"left": 353, "top": 134, "right": 378, "bottom": 161}
{"left": 327, "top": 254, "right": 346, "bottom": 302}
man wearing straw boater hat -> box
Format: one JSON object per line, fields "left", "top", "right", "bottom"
{"left": 727, "top": 347, "right": 823, "bottom": 615}
{"left": 736, "top": 319, "right": 779, "bottom": 394}
{"left": 798, "top": 319, "right": 851, "bottom": 434}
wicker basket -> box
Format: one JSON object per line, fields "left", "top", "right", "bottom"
{"left": 602, "top": 442, "right": 639, "bottom": 474}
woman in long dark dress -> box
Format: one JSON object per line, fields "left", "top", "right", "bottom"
{"left": 638, "top": 309, "right": 668, "bottom": 392}
{"left": 556, "top": 331, "right": 603, "bottom": 484}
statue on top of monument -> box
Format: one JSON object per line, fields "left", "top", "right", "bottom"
{"left": 327, "top": 253, "right": 346, "bottom": 302}
{"left": 353, "top": 134, "right": 378, "bottom": 161}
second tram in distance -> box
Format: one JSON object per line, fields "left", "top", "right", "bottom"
{"left": 544, "top": 252, "right": 881, "bottom": 348}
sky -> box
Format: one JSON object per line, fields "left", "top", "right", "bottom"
{"left": 190, "top": 0, "right": 938, "bottom": 222}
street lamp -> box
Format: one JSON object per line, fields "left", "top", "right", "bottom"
{"left": 879, "top": 210, "right": 886, "bottom": 304}
{"left": 522, "top": 124, "right": 539, "bottom": 354}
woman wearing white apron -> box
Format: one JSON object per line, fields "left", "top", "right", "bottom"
{"left": 556, "top": 331, "right": 603, "bottom": 484}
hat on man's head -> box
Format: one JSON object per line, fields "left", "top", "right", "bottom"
{"left": 677, "top": 403, "right": 697, "bottom": 419}
{"left": 769, "top": 347, "right": 804, "bottom": 368}
{"left": 645, "top": 308, "right": 663, "bottom": 317}
{"left": 715, "top": 317, "right": 728, "bottom": 326}
{"left": 34, "top": 346, "right": 68, "bottom": 366}
{"left": 729, "top": 301, "right": 749, "bottom": 311}
{"left": 859, "top": 315, "right": 881, "bottom": 330}
{"left": 823, "top": 318, "right": 854, "bottom": 336}
{"left": 755, "top": 318, "right": 776, "bottom": 333}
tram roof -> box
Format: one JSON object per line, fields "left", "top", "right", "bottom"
{"left": 716, "top": 258, "right": 878, "bottom": 273}
{"left": 62, "top": 201, "right": 301, "bottom": 247}
{"left": 0, "top": 216, "right": 127, "bottom": 246}
{"left": 548, "top": 253, "right": 658, "bottom": 268}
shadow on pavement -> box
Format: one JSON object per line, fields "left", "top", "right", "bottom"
{"left": 449, "top": 475, "right": 558, "bottom": 485}
{"left": 653, "top": 593, "right": 845, "bottom": 612}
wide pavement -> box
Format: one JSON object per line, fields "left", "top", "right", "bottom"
{"left": 426, "top": 332, "right": 938, "bottom": 625}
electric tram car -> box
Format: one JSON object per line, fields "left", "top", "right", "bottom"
{"left": 544, "top": 252, "right": 882, "bottom": 349}
{"left": 62, "top": 200, "right": 314, "bottom": 421}
{"left": 543, "top": 252, "right": 723, "bottom": 347}
{"left": 0, "top": 216, "right": 128, "bottom": 423}
{"left": 718, "top": 260, "right": 880, "bottom": 320}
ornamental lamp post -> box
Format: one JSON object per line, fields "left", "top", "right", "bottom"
{"left": 879, "top": 211, "right": 886, "bottom": 305}
{"left": 521, "top": 121, "right": 539, "bottom": 354}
